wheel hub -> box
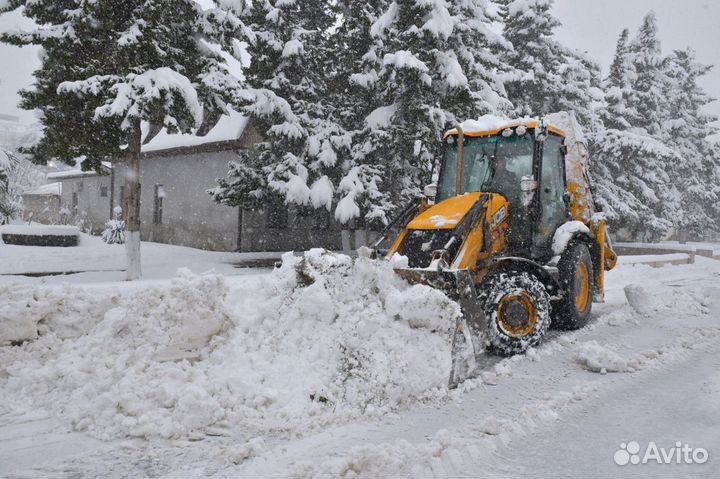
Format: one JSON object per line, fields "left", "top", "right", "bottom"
{"left": 497, "top": 292, "right": 538, "bottom": 338}
{"left": 575, "top": 262, "right": 591, "bottom": 312}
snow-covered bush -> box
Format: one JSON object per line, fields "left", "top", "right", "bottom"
{"left": 101, "top": 219, "right": 126, "bottom": 244}
{"left": 101, "top": 206, "right": 125, "bottom": 244}
{"left": 0, "top": 150, "right": 20, "bottom": 224}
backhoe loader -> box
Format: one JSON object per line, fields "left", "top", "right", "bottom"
{"left": 372, "top": 112, "right": 617, "bottom": 386}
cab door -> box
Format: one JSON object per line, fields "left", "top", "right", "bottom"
{"left": 534, "top": 135, "right": 568, "bottom": 256}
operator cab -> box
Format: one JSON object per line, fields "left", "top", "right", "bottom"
{"left": 436, "top": 121, "right": 569, "bottom": 260}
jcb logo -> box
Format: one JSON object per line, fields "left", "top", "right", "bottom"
{"left": 491, "top": 206, "right": 507, "bottom": 229}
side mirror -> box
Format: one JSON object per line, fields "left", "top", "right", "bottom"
{"left": 562, "top": 192, "right": 571, "bottom": 205}
{"left": 423, "top": 183, "right": 437, "bottom": 198}
{"left": 520, "top": 175, "right": 538, "bottom": 192}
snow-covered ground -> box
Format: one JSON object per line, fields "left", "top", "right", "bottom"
{"left": 0, "top": 233, "right": 274, "bottom": 284}
{"left": 1, "top": 241, "right": 719, "bottom": 478}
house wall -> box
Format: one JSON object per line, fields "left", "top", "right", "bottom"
{"left": 115, "top": 150, "right": 240, "bottom": 251}
{"left": 21, "top": 194, "right": 62, "bottom": 225}
{"left": 240, "top": 207, "right": 344, "bottom": 252}
{"left": 58, "top": 175, "right": 113, "bottom": 233}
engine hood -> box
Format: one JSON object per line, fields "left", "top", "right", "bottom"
{"left": 407, "top": 192, "right": 486, "bottom": 230}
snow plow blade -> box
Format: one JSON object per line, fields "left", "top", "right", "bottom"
{"left": 394, "top": 268, "right": 488, "bottom": 388}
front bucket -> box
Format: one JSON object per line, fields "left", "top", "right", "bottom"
{"left": 394, "top": 268, "right": 489, "bottom": 388}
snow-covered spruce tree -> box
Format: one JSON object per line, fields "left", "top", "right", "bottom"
{"left": 555, "top": 48, "right": 604, "bottom": 132}
{"left": 588, "top": 130, "right": 677, "bottom": 241}
{"left": 1, "top": 0, "right": 240, "bottom": 279}
{"left": 496, "top": 0, "right": 559, "bottom": 116}
{"left": 495, "top": 0, "right": 601, "bottom": 131}
{"left": 340, "top": 0, "right": 513, "bottom": 226}
{"left": 624, "top": 11, "right": 668, "bottom": 137}
{"left": 324, "top": 0, "right": 395, "bottom": 231}
{"left": 211, "top": 0, "right": 350, "bottom": 225}
{"left": 661, "top": 48, "right": 720, "bottom": 238}
{"left": 589, "top": 13, "right": 683, "bottom": 241}
{"left": 599, "top": 29, "right": 639, "bottom": 131}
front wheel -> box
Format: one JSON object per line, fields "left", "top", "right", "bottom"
{"left": 553, "top": 242, "right": 594, "bottom": 330}
{"left": 478, "top": 271, "right": 551, "bottom": 356}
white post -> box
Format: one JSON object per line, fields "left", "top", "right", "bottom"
{"left": 124, "top": 121, "right": 142, "bottom": 280}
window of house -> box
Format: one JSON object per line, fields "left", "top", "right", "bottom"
{"left": 119, "top": 185, "right": 125, "bottom": 207}
{"left": 77, "top": 181, "right": 84, "bottom": 192}
{"left": 266, "top": 197, "right": 288, "bottom": 229}
{"left": 100, "top": 185, "right": 108, "bottom": 197}
{"left": 72, "top": 192, "right": 78, "bottom": 210}
{"left": 153, "top": 184, "right": 165, "bottom": 224}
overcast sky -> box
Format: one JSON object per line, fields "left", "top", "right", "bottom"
{"left": 0, "top": 1, "right": 718, "bottom": 128}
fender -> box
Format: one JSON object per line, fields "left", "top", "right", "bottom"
{"left": 477, "top": 256, "right": 560, "bottom": 296}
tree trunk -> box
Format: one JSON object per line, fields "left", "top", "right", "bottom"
{"left": 124, "top": 121, "right": 142, "bottom": 280}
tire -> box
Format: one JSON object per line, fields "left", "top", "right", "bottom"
{"left": 478, "top": 271, "right": 551, "bottom": 356}
{"left": 553, "top": 242, "right": 594, "bottom": 330}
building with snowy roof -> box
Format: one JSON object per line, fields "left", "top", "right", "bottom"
{"left": 21, "top": 182, "right": 62, "bottom": 226}
{"left": 46, "top": 163, "right": 114, "bottom": 233}
{"left": 49, "top": 111, "right": 343, "bottom": 252}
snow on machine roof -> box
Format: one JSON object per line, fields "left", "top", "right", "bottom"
{"left": 444, "top": 114, "right": 566, "bottom": 139}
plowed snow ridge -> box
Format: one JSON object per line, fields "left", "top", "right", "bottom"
{"left": 0, "top": 250, "right": 462, "bottom": 439}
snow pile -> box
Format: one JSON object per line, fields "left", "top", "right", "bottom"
{"left": 575, "top": 341, "right": 633, "bottom": 373}
{"left": 0, "top": 251, "right": 461, "bottom": 440}
{"left": 623, "top": 283, "right": 655, "bottom": 315}
{"left": 0, "top": 283, "right": 122, "bottom": 344}
{"left": 0, "top": 269, "right": 230, "bottom": 439}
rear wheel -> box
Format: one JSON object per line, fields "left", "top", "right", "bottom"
{"left": 478, "top": 271, "right": 551, "bottom": 356}
{"left": 553, "top": 242, "right": 594, "bottom": 330}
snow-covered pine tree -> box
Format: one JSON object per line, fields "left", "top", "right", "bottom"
{"left": 599, "top": 29, "right": 639, "bottom": 131}
{"left": 625, "top": 11, "right": 667, "bottom": 137}
{"left": 495, "top": 0, "right": 564, "bottom": 116}
{"left": 497, "top": 0, "right": 601, "bottom": 131}
{"left": 446, "top": 0, "right": 514, "bottom": 121}
{"left": 661, "top": 48, "right": 720, "bottom": 238}
{"left": 1, "top": 0, "right": 241, "bottom": 279}
{"left": 588, "top": 13, "right": 687, "bottom": 241}
{"left": 589, "top": 129, "right": 677, "bottom": 241}
{"left": 329, "top": 0, "right": 395, "bottom": 229}
{"left": 712, "top": 142, "right": 720, "bottom": 230}
{"left": 555, "top": 48, "right": 604, "bottom": 132}
{"left": 340, "top": 0, "right": 512, "bottom": 226}
{"left": 211, "top": 0, "right": 350, "bottom": 223}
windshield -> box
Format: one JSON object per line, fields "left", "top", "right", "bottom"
{"left": 437, "top": 134, "right": 535, "bottom": 203}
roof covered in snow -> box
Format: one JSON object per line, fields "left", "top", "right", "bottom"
{"left": 47, "top": 162, "right": 111, "bottom": 180}
{"left": 24, "top": 182, "right": 61, "bottom": 196}
{"left": 141, "top": 109, "right": 250, "bottom": 154}
{"left": 47, "top": 169, "right": 101, "bottom": 180}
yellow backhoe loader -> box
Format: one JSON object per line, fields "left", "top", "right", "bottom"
{"left": 371, "top": 112, "right": 617, "bottom": 386}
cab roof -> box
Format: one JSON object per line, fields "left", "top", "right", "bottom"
{"left": 444, "top": 115, "right": 566, "bottom": 139}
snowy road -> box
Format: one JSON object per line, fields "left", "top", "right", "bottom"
{"left": 1, "top": 257, "right": 719, "bottom": 478}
